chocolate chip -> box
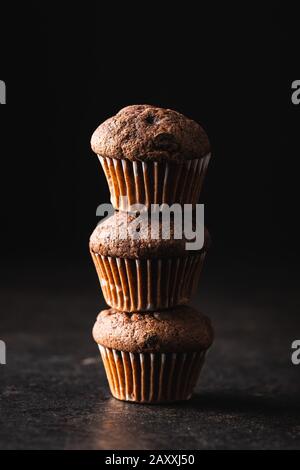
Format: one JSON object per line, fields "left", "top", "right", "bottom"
{"left": 153, "top": 132, "right": 179, "bottom": 151}
{"left": 145, "top": 114, "right": 156, "bottom": 125}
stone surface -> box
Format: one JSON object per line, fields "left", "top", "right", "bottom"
{"left": 0, "top": 262, "right": 299, "bottom": 450}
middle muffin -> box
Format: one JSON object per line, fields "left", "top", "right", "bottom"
{"left": 90, "top": 211, "right": 210, "bottom": 312}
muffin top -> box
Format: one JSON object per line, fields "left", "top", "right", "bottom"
{"left": 89, "top": 211, "right": 210, "bottom": 259}
{"left": 93, "top": 306, "right": 214, "bottom": 353}
{"left": 91, "top": 105, "right": 210, "bottom": 162}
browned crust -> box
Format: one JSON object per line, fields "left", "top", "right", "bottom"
{"left": 89, "top": 211, "right": 210, "bottom": 259}
{"left": 93, "top": 306, "right": 214, "bottom": 353}
{"left": 91, "top": 105, "right": 210, "bottom": 162}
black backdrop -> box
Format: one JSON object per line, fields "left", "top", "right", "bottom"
{"left": 0, "top": 2, "right": 297, "bottom": 275}
{"left": 1, "top": 2, "right": 300, "bottom": 452}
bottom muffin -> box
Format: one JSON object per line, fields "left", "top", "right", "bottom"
{"left": 92, "top": 306, "right": 214, "bottom": 404}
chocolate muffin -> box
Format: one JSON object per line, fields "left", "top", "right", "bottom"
{"left": 91, "top": 105, "right": 211, "bottom": 211}
{"left": 93, "top": 306, "right": 214, "bottom": 403}
{"left": 90, "top": 211, "right": 210, "bottom": 311}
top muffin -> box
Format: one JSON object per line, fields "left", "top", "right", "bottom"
{"left": 91, "top": 105, "right": 210, "bottom": 162}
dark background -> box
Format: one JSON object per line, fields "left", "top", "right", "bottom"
{"left": 0, "top": 1, "right": 300, "bottom": 450}
{"left": 0, "top": 2, "right": 289, "bottom": 265}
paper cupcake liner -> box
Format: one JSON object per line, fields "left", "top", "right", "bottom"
{"left": 99, "top": 345, "right": 206, "bottom": 403}
{"left": 90, "top": 253, "right": 206, "bottom": 312}
{"left": 98, "top": 154, "right": 211, "bottom": 210}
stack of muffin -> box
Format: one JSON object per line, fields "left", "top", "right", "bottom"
{"left": 89, "top": 105, "right": 214, "bottom": 403}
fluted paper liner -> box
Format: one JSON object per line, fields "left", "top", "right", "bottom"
{"left": 99, "top": 345, "right": 206, "bottom": 403}
{"left": 98, "top": 154, "right": 211, "bottom": 210}
{"left": 91, "top": 253, "right": 206, "bottom": 312}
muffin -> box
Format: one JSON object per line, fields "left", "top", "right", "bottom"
{"left": 93, "top": 306, "right": 214, "bottom": 403}
{"left": 91, "top": 105, "right": 211, "bottom": 211}
{"left": 90, "top": 211, "right": 210, "bottom": 312}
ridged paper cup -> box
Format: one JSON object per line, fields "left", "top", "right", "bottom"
{"left": 98, "top": 345, "right": 206, "bottom": 403}
{"left": 98, "top": 154, "right": 211, "bottom": 211}
{"left": 90, "top": 253, "right": 206, "bottom": 312}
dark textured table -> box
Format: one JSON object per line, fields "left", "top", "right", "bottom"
{"left": 1, "top": 260, "right": 299, "bottom": 450}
